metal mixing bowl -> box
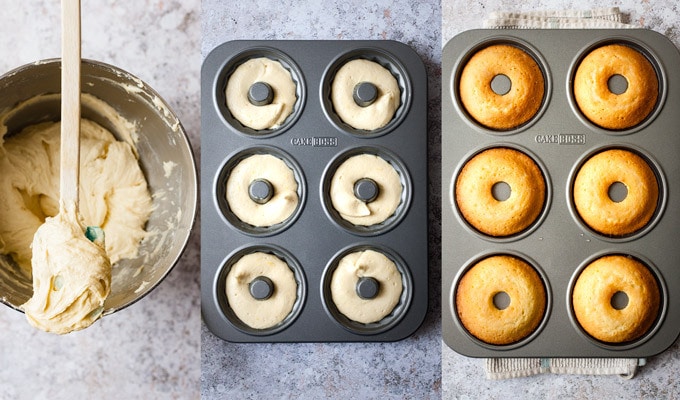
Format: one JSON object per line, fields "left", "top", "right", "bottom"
{"left": 0, "top": 59, "right": 197, "bottom": 315}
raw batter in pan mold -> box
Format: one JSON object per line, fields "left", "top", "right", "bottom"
{"left": 0, "top": 93, "right": 153, "bottom": 333}
{"left": 330, "top": 249, "right": 403, "bottom": 324}
{"left": 225, "top": 251, "right": 298, "bottom": 330}
{"left": 225, "top": 57, "right": 297, "bottom": 130}
{"left": 226, "top": 153, "right": 299, "bottom": 227}
{"left": 330, "top": 153, "right": 402, "bottom": 226}
{"left": 331, "top": 59, "right": 400, "bottom": 131}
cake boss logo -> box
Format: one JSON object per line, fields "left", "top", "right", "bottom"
{"left": 535, "top": 134, "right": 586, "bottom": 145}
{"left": 290, "top": 136, "right": 338, "bottom": 147}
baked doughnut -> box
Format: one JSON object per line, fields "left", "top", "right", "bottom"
{"left": 572, "top": 255, "right": 660, "bottom": 343}
{"left": 226, "top": 153, "right": 299, "bottom": 227}
{"left": 455, "top": 147, "right": 546, "bottom": 237}
{"left": 573, "top": 149, "right": 658, "bottom": 236}
{"left": 331, "top": 59, "right": 400, "bottom": 131}
{"left": 330, "top": 249, "right": 403, "bottom": 324}
{"left": 225, "top": 57, "right": 297, "bottom": 130}
{"left": 330, "top": 153, "right": 403, "bottom": 226}
{"left": 226, "top": 251, "right": 298, "bottom": 330}
{"left": 456, "top": 255, "right": 546, "bottom": 345}
{"left": 574, "top": 44, "right": 658, "bottom": 130}
{"left": 458, "top": 44, "right": 544, "bottom": 130}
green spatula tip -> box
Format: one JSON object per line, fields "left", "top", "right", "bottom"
{"left": 85, "top": 226, "right": 105, "bottom": 245}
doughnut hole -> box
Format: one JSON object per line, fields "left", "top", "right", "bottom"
{"left": 490, "top": 74, "right": 512, "bottom": 96}
{"left": 491, "top": 181, "right": 512, "bottom": 202}
{"left": 611, "top": 290, "right": 629, "bottom": 310}
{"left": 607, "top": 74, "right": 629, "bottom": 95}
{"left": 608, "top": 181, "right": 628, "bottom": 203}
{"left": 492, "top": 291, "right": 511, "bottom": 310}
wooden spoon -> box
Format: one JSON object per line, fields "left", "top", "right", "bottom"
{"left": 22, "top": 0, "right": 110, "bottom": 334}
{"left": 60, "top": 0, "right": 81, "bottom": 215}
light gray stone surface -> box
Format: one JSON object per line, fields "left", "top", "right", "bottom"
{"left": 201, "top": 0, "right": 442, "bottom": 399}
{"left": 442, "top": 0, "right": 680, "bottom": 398}
{"left": 0, "top": 1, "right": 200, "bottom": 399}
{"left": 6, "top": 1, "right": 679, "bottom": 398}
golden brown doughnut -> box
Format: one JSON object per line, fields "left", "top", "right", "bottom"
{"left": 572, "top": 255, "right": 660, "bottom": 343}
{"left": 573, "top": 149, "right": 658, "bottom": 236}
{"left": 455, "top": 147, "right": 546, "bottom": 237}
{"left": 574, "top": 44, "right": 658, "bottom": 130}
{"left": 456, "top": 255, "right": 546, "bottom": 345}
{"left": 458, "top": 44, "right": 544, "bottom": 130}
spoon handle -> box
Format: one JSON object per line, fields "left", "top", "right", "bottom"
{"left": 60, "top": 0, "right": 81, "bottom": 213}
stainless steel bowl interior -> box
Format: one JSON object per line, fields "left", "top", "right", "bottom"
{"left": 0, "top": 59, "right": 197, "bottom": 314}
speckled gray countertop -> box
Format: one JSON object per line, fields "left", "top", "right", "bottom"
{"left": 4, "top": 1, "right": 678, "bottom": 398}
{"left": 0, "top": 1, "right": 200, "bottom": 399}
{"left": 442, "top": 1, "right": 680, "bottom": 398}
{"left": 201, "top": 0, "right": 442, "bottom": 398}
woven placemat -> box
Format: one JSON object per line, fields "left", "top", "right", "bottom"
{"left": 484, "top": 7, "right": 635, "bottom": 29}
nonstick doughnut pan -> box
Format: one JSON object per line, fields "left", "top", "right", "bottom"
{"left": 201, "top": 40, "right": 428, "bottom": 342}
{"left": 442, "top": 29, "right": 680, "bottom": 357}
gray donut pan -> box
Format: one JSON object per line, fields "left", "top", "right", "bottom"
{"left": 201, "top": 40, "right": 428, "bottom": 342}
{"left": 442, "top": 29, "right": 680, "bottom": 357}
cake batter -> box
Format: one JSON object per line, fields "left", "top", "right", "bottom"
{"left": 226, "top": 153, "right": 299, "bottom": 227}
{"left": 225, "top": 251, "right": 298, "bottom": 330}
{"left": 22, "top": 206, "right": 111, "bottom": 334}
{"left": 0, "top": 94, "right": 152, "bottom": 333}
{"left": 225, "top": 57, "right": 297, "bottom": 130}
{"left": 330, "top": 153, "right": 403, "bottom": 226}
{"left": 331, "top": 59, "right": 400, "bottom": 130}
{"left": 330, "top": 249, "right": 403, "bottom": 324}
